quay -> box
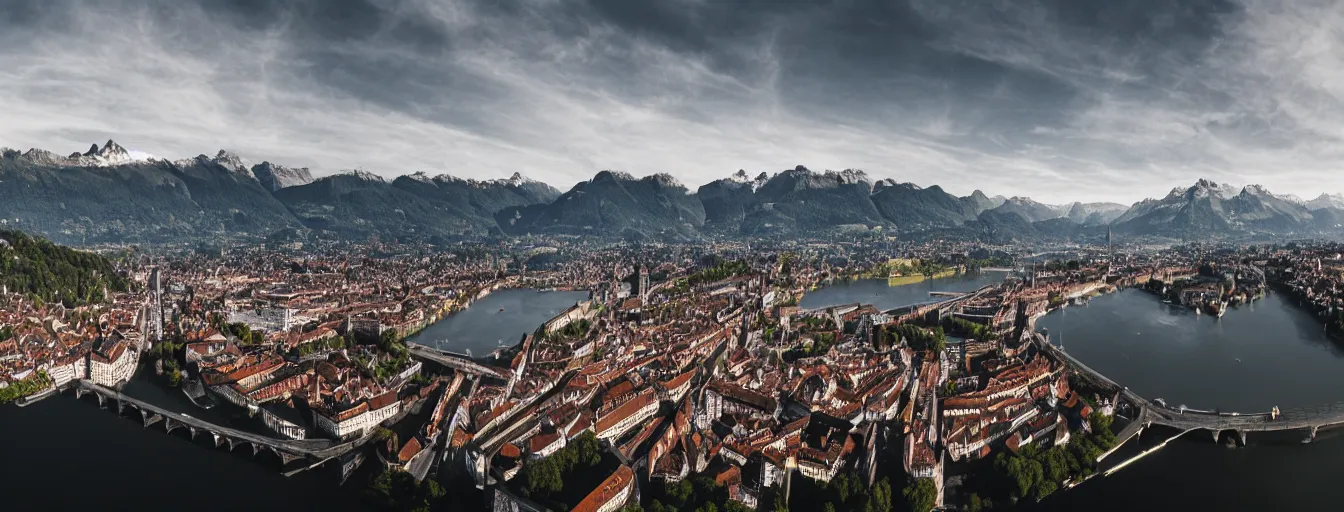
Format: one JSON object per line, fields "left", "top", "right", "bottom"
{"left": 928, "top": 291, "right": 966, "bottom": 298}
{"left": 15, "top": 385, "right": 59, "bottom": 407}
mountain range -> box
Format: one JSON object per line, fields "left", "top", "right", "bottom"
{"left": 2, "top": 141, "right": 1342, "bottom": 244}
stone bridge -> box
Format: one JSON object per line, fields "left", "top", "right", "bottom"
{"left": 1037, "top": 336, "right": 1343, "bottom": 447}
{"left": 407, "top": 343, "right": 510, "bottom": 380}
{"left": 74, "top": 380, "right": 359, "bottom": 464}
{"left": 887, "top": 284, "right": 997, "bottom": 324}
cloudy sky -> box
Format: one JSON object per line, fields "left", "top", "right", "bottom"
{"left": 3, "top": 0, "right": 1344, "bottom": 203}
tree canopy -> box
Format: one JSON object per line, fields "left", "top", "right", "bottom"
{"left": 888, "top": 324, "right": 947, "bottom": 353}
{"left": 364, "top": 469, "right": 446, "bottom": 511}
{"left": 0, "top": 230, "right": 127, "bottom": 307}
{"left": 902, "top": 478, "right": 937, "bottom": 512}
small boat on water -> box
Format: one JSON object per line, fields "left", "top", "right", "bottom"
{"left": 498, "top": 308, "right": 505, "bottom": 313}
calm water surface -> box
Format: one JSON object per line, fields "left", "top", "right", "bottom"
{"left": 406, "top": 287, "right": 589, "bottom": 355}
{"left": 1034, "top": 433, "right": 1344, "bottom": 511}
{"left": 800, "top": 271, "right": 1008, "bottom": 311}
{"left": 0, "top": 396, "right": 370, "bottom": 511}
{"left": 1031, "top": 288, "right": 1344, "bottom": 510}
{"left": 1037, "top": 289, "right": 1344, "bottom": 412}
{"left": 12, "top": 285, "right": 1342, "bottom": 511}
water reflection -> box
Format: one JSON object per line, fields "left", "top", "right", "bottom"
{"left": 1039, "top": 289, "right": 1344, "bottom": 412}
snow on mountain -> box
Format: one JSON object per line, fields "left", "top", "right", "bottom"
{"left": 211, "top": 150, "right": 253, "bottom": 174}
{"left": 1278, "top": 193, "right": 1307, "bottom": 205}
{"left": 338, "top": 169, "right": 386, "bottom": 183}
{"left": 1307, "top": 193, "right": 1344, "bottom": 210}
{"left": 250, "top": 161, "right": 314, "bottom": 191}
{"left": 723, "top": 170, "right": 769, "bottom": 192}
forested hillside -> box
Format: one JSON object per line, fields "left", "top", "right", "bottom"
{"left": 0, "top": 230, "right": 128, "bottom": 306}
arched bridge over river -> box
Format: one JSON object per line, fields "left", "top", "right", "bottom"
{"left": 74, "top": 380, "right": 361, "bottom": 466}
{"left": 1037, "top": 334, "right": 1344, "bottom": 448}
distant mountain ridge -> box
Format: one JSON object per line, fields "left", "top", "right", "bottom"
{"left": 1111, "top": 179, "right": 1330, "bottom": 236}
{"left": 3, "top": 141, "right": 1344, "bottom": 243}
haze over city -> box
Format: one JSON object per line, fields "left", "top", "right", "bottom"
{"left": 4, "top": 0, "right": 1344, "bottom": 203}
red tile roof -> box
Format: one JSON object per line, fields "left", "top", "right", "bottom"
{"left": 572, "top": 465, "right": 634, "bottom": 512}
{"left": 596, "top": 388, "right": 657, "bottom": 436}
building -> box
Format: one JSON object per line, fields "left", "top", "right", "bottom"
{"left": 313, "top": 390, "right": 402, "bottom": 440}
{"left": 572, "top": 465, "right": 636, "bottom": 512}
{"left": 638, "top": 266, "right": 649, "bottom": 302}
{"left": 88, "top": 340, "right": 137, "bottom": 387}
{"left": 527, "top": 432, "right": 567, "bottom": 459}
{"left": 46, "top": 354, "right": 88, "bottom": 387}
{"left": 596, "top": 388, "right": 659, "bottom": 442}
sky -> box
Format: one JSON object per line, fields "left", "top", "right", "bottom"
{"left": 3, "top": 0, "right": 1344, "bottom": 204}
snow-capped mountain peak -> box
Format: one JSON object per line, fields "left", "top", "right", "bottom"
{"left": 1241, "top": 184, "right": 1273, "bottom": 196}
{"left": 60, "top": 139, "right": 144, "bottom": 167}
{"left": 506, "top": 171, "right": 526, "bottom": 187}
{"left": 1307, "top": 193, "right": 1344, "bottom": 210}
{"left": 212, "top": 150, "right": 252, "bottom": 173}
{"left": 250, "top": 161, "right": 313, "bottom": 191}
{"left": 1169, "top": 179, "right": 1241, "bottom": 201}
{"left": 829, "top": 168, "right": 871, "bottom": 186}
{"left": 339, "top": 169, "right": 386, "bottom": 183}
{"left": 1278, "top": 193, "right": 1307, "bottom": 205}
{"left": 723, "top": 170, "right": 768, "bottom": 192}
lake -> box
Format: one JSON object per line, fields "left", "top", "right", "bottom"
{"left": 1030, "top": 288, "right": 1344, "bottom": 510}
{"left": 1037, "top": 289, "right": 1344, "bottom": 412}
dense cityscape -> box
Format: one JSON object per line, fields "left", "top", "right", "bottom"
{"left": 9, "top": 227, "right": 1344, "bottom": 511}
{"left": 14, "top": 1, "right": 1344, "bottom": 509}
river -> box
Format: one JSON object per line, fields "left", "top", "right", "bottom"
{"left": 1037, "top": 289, "right": 1344, "bottom": 412}
{"left": 405, "top": 287, "right": 589, "bottom": 355}
{"left": 799, "top": 271, "right": 1008, "bottom": 311}
{"left": 0, "top": 288, "right": 586, "bottom": 510}
{"left": 0, "top": 396, "right": 371, "bottom": 511}
{"left": 1030, "top": 288, "right": 1344, "bottom": 510}
{"left": 13, "top": 281, "right": 1337, "bottom": 510}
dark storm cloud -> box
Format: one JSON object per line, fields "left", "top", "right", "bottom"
{"left": 3, "top": 0, "right": 1343, "bottom": 203}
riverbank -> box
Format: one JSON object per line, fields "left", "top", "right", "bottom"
{"left": 885, "top": 268, "right": 959, "bottom": 286}
{"left": 800, "top": 271, "right": 1008, "bottom": 312}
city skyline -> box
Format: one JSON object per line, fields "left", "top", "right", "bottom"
{"left": 5, "top": 0, "right": 1344, "bottom": 204}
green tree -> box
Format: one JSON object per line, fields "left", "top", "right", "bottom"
{"left": 967, "top": 493, "right": 984, "bottom": 512}
{"left": 902, "top": 478, "right": 938, "bottom": 512}
{"left": 871, "top": 478, "right": 893, "bottom": 512}
{"left": 365, "top": 470, "right": 445, "bottom": 511}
